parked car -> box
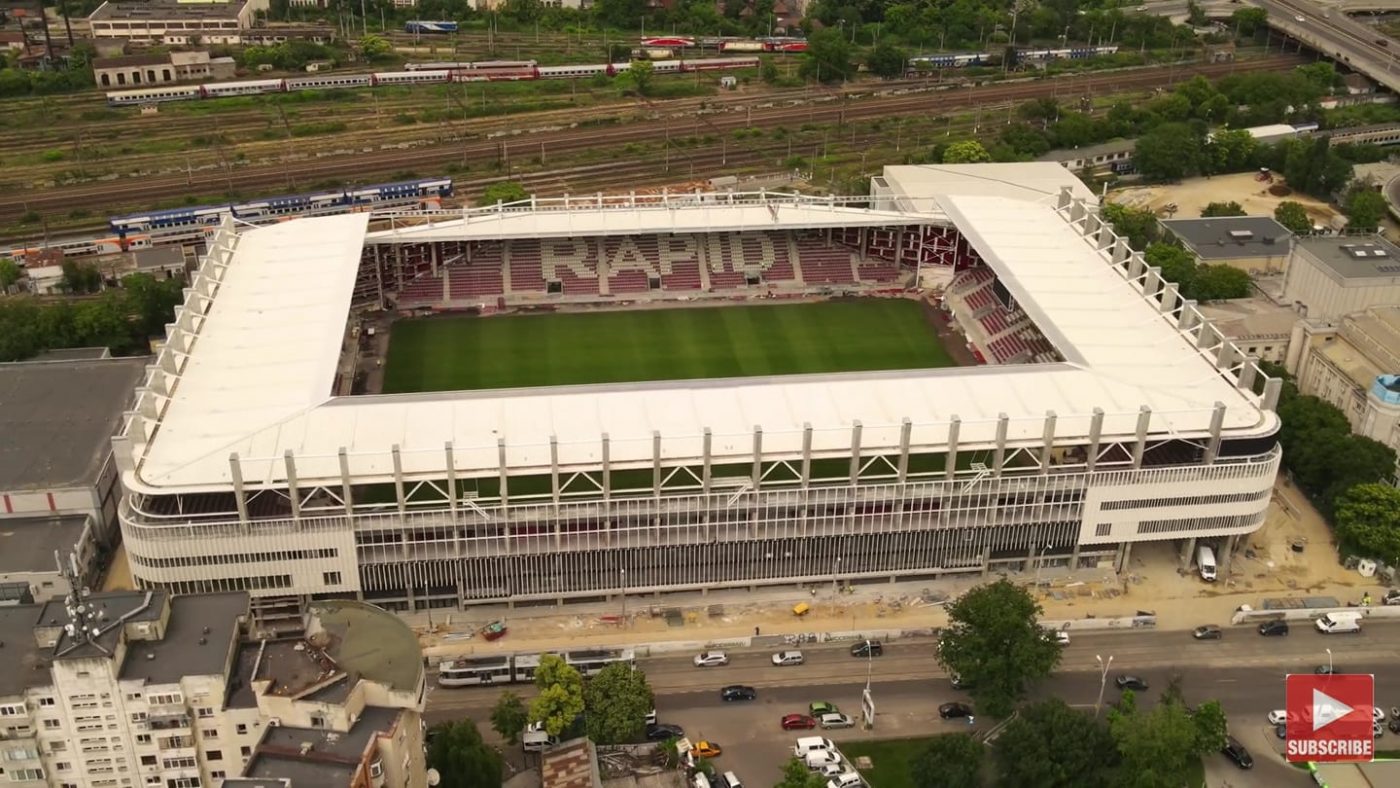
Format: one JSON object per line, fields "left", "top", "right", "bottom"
{"left": 645, "top": 708, "right": 657, "bottom": 725}
{"left": 1375, "top": 722, "right": 1385, "bottom": 739}
{"left": 1221, "top": 737, "right": 1254, "bottom": 769}
{"left": 1315, "top": 665, "right": 1338, "bottom": 675}
{"left": 939, "top": 702, "right": 973, "bottom": 719}
{"left": 1192, "top": 625, "right": 1222, "bottom": 640}
{"left": 694, "top": 651, "right": 729, "bottom": 667}
{"left": 721, "top": 685, "right": 756, "bottom": 702}
{"left": 1267, "top": 710, "right": 1290, "bottom": 726}
{"left": 1388, "top": 717, "right": 1400, "bottom": 734}
{"left": 1258, "top": 620, "right": 1290, "bottom": 637}
{"left": 850, "top": 640, "right": 883, "bottom": 657}
{"left": 1115, "top": 675, "right": 1149, "bottom": 691}
{"left": 1275, "top": 723, "right": 1288, "bottom": 739}
{"left": 646, "top": 723, "right": 684, "bottom": 741}
{"left": 691, "top": 740, "right": 723, "bottom": 758}
{"left": 819, "top": 712, "right": 855, "bottom": 729}
{"left": 1383, "top": 588, "right": 1400, "bottom": 606}
{"left": 781, "top": 714, "right": 817, "bottom": 730}
{"left": 809, "top": 701, "right": 839, "bottom": 717}
{"left": 950, "top": 673, "right": 973, "bottom": 690}
{"left": 772, "top": 650, "right": 805, "bottom": 667}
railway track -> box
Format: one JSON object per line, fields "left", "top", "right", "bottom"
{"left": 0, "top": 56, "right": 1302, "bottom": 222}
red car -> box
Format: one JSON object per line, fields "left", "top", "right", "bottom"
{"left": 781, "top": 714, "right": 817, "bottom": 730}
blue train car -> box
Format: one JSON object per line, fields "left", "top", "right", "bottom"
{"left": 405, "top": 20, "right": 459, "bottom": 34}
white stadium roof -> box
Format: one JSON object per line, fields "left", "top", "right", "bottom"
{"left": 123, "top": 165, "right": 1273, "bottom": 493}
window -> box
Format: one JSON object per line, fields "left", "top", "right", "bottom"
{"left": 38, "top": 698, "right": 55, "bottom": 707}
{"left": 323, "top": 571, "right": 342, "bottom": 585}
{"left": 239, "top": 746, "right": 251, "bottom": 757}
{"left": 1095, "top": 523, "right": 1112, "bottom": 537}
{"left": 44, "top": 718, "right": 62, "bottom": 729}
{"left": 4, "top": 745, "right": 40, "bottom": 760}
{"left": 167, "top": 778, "right": 200, "bottom": 788}
{"left": 161, "top": 756, "right": 196, "bottom": 770}
{"left": 55, "top": 761, "right": 73, "bottom": 771}
{"left": 196, "top": 708, "right": 212, "bottom": 719}
{"left": 130, "top": 713, "right": 147, "bottom": 723}
{"left": 210, "top": 772, "right": 224, "bottom": 781}
{"left": 205, "top": 750, "right": 222, "bottom": 761}
{"left": 147, "top": 694, "right": 182, "bottom": 707}
{"left": 135, "top": 734, "right": 151, "bottom": 745}
{"left": 0, "top": 704, "right": 25, "bottom": 717}
{"left": 234, "top": 724, "right": 247, "bottom": 735}
{"left": 10, "top": 768, "right": 45, "bottom": 780}
{"left": 200, "top": 728, "right": 217, "bottom": 740}
{"left": 141, "top": 755, "right": 157, "bottom": 766}
{"left": 50, "top": 741, "right": 67, "bottom": 752}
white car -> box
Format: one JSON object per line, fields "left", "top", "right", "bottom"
{"left": 820, "top": 712, "right": 855, "bottom": 729}
{"left": 805, "top": 751, "right": 842, "bottom": 770}
{"left": 1295, "top": 14, "right": 1305, "bottom": 22}
{"left": 772, "top": 650, "right": 805, "bottom": 667}
{"left": 1268, "top": 710, "right": 1290, "bottom": 726}
{"left": 815, "top": 763, "right": 844, "bottom": 777}
{"left": 694, "top": 651, "right": 729, "bottom": 667}
{"left": 1375, "top": 707, "right": 1387, "bottom": 723}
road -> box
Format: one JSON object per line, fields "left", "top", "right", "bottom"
{"left": 1255, "top": 0, "right": 1400, "bottom": 90}
{"left": 428, "top": 624, "right": 1400, "bottom": 787}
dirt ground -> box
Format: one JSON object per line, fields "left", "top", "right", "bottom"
{"left": 1109, "top": 171, "right": 1344, "bottom": 227}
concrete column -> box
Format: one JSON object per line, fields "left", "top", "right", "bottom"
{"left": 229, "top": 453, "right": 249, "bottom": 526}
{"left": 549, "top": 435, "right": 560, "bottom": 507}
{"left": 801, "top": 423, "right": 813, "bottom": 488}
{"left": 1086, "top": 408, "right": 1104, "bottom": 472}
{"left": 1204, "top": 402, "right": 1226, "bottom": 465}
{"left": 1159, "top": 282, "right": 1179, "bottom": 315}
{"left": 1040, "top": 410, "right": 1056, "bottom": 473}
{"left": 751, "top": 425, "right": 763, "bottom": 489}
{"left": 1180, "top": 537, "right": 1197, "bottom": 570}
{"left": 1112, "top": 238, "right": 1130, "bottom": 266}
{"left": 653, "top": 430, "right": 663, "bottom": 499}
{"left": 1069, "top": 542, "right": 1081, "bottom": 570}
{"left": 1056, "top": 186, "right": 1073, "bottom": 211}
{"left": 1116, "top": 542, "right": 1134, "bottom": 574}
{"left": 284, "top": 450, "right": 300, "bottom": 523}
{"left": 848, "top": 421, "right": 863, "bottom": 484}
{"left": 1178, "top": 300, "right": 1199, "bottom": 332}
{"left": 445, "top": 442, "right": 458, "bottom": 517}
{"left": 1238, "top": 356, "right": 1259, "bottom": 392}
{"left": 1127, "top": 252, "right": 1145, "bottom": 280}
{"left": 897, "top": 418, "right": 912, "bottom": 483}
{"left": 1221, "top": 534, "right": 1240, "bottom": 576}
{"left": 391, "top": 444, "right": 406, "bottom": 516}
{"left": 1262, "top": 378, "right": 1283, "bottom": 412}
{"left": 1131, "top": 407, "right": 1151, "bottom": 468}
{"left": 945, "top": 416, "right": 960, "bottom": 481}
{"left": 338, "top": 448, "right": 354, "bottom": 517}
{"left": 1198, "top": 323, "right": 1219, "bottom": 352}
{"left": 601, "top": 433, "right": 611, "bottom": 503}
{"left": 993, "top": 413, "right": 1009, "bottom": 475}
{"left": 702, "top": 428, "right": 713, "bottom": 496}
{"left": 497, "top": 438, "right": 509, "bottom": 526}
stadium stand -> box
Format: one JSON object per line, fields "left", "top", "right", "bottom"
{"left": 603, "top": 236, "right": 657, "bottom": 294}
{"left": 793, "top": 235, "right": 857, "bottom": 284}
{"left": 657, "top": 235, "right": 703, "bottom": 290}
{"left": 448, "top": 246, "right": 506, "bottom": 299}
{"left": 541, "top": 238, "right": 602, "bottom": 295}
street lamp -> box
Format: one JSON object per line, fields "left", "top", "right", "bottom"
{"left": 832, "top": 557, "right": 842, "bottom": 609}
{"left": 1326, "top": 647, "right": 1333, "bottom": 674}
{"left": 619, "top": 568, "right": 627, "bottom": 628}
{"left": 1095, "top": 654, "right": 1114, "bottom": 718}
{"left": 1034, "top": 543, "right": 1053, "bottom": 592}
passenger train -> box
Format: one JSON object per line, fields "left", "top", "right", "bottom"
{"left": 437, "top": 649, "right": 636, "bottom": 687}
{"left": 907, "top": 44, "right": 1120, "bottom": 70}
{"left": 639, "top": 35, "right": 809, "bottom": 53}
{"left": 0, "top": 178, "right": 454, "bottom": 266}
{"left": 105, "top": 57, "right": 761, "bottom": 106}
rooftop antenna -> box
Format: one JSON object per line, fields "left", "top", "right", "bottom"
{"left": 53, "top": 550, "right": 109, "bottom": 656}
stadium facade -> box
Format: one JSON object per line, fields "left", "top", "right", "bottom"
{"left": 113, "top": 164, "right": 1283, "bottom": 611}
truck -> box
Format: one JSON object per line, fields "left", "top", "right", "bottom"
{"left": 1315, "top": 611, "right": 1363, "bottom": 634}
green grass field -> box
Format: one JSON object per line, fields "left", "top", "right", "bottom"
{"left": 381, "top": 299, "right": 955, "bottom": 393}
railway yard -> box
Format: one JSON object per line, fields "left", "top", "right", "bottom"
{"left": 0, "top": 51, "right": 1303, "bottom": 243}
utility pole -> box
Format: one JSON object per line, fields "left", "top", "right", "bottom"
{"left": 1095, "top": 655, "right": 1114, "bottom": 718}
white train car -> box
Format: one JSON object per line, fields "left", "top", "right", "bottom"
{"left": 537, "top": 64, "right": 611, "bottom": 79}
{"left": 373, "top": 70, "right": 450, "bottom": 86}
{"left": 720, "top": 40, "right": 766, "bottom": 52}
{"left": 286, "top": 73, "right": 374, "bottom": 91}
{"left": 202, "top": 79, "right": 285, "bottom": 98}
{"left": 105, "top": 85, "right": 202, "bottom": 106}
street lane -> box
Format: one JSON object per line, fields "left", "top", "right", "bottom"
{"left": 431, "top": 625, "right": 1400, "bottom": 786}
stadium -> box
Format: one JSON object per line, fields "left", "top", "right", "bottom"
{"left": 113, "top": 164, "right": 1284, "bottom": 612}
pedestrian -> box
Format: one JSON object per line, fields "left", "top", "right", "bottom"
{"left": 754, "top": 626, "right": 760, "bottom": 636}
{"left": 967, "top": 715, "right": 975, "bottom": 726}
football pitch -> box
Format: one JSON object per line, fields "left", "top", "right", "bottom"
{"left": 381, "top": 299, "right": 956, "bottom": 393}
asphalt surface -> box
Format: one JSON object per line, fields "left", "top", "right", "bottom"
{"left": 428, "top": 622, "right": 1400, "bottom": 786}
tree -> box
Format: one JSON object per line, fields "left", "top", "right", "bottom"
{"left": 490, "top": 691, "right": 529, "bottom": 745}
{"left": 624, "top": 58, "right": 654, "bottom": 96}
{"left": 942, "top": 140, "right": 991, "bottom": 164}
{"left": 1284, "top": 136, "right": 1352, "bottom": 198}
{"left": 760, "top": 58, "right": 780, "bottom": 84}
{"left": 1201, "top": 201, "right": 1246, "bottom": 217}
{"left": 800, "top": 28, "right": 852, "bottom": 83}
{"left": 359, "top": 34, "right": 393, "bottom": 61}
{"left": 994, "top": 699, "right": 1119, "bottom": 787}
{"left": 528, "top": 654, "right": 585, "bottom": 737}
{"left": 1134, "top": 122, "right": 1204, "bottom": 181}
{"left": 121, "top": 272, "right": 186, "bottom": 340}
{"left": 936, "top": 579, "right": 1062, "bottom": 718}
{"left": 0, "top": 257, "right": 19, "bottom": 291}
{"left": 1144, "top": 243, "right": 1197, "bottom": 290}
{"left": 1231, "top": 7, "right": 1268, "bottom": 37}
{"left": 911, "top": 734, "right": 982, "bottom": 788}
{"left": 1190, "top": 264, "right": 1251, "bottom": 301}
{"left": 479, "top": 181, "right": 529, "bottom": 207}
{"left": 1102, "top": 203, "right": 1159, "bottom": 249}
{"left": 60, "top": 260, "right": 103, "bottom": 294}
{"left": 1108, "top": 682, "right": 1226, "bottom": 788}
{"left": 1334, "top": 484, "right": 1400, "bottom": 563}
{"left": 1344, "top": 184, "right": 1387, "bottom": 232}
{"left": 775, "top": 757, "right": 828, "bottom": 788}
{"left": 1274, "top": 201, "right": 1313, "bottom": 235}
{"left": 583, "top": 662, "right": 654, "bottom": 744}
{"left": 866, "top": 43, "right": 908, "bottom": 79}
{"left": 427, "top": 720, "right": 503, "bottom": 788}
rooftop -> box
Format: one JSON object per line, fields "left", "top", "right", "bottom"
{"left": 121, "top": 167, "right": 1272, "bottom": 494}
{"left": 0, "top": 605, "right": 44, "bottom": 697}
{"left": 90, "top": 0, "right": 250, "bottom": 22}
{"left": 119, "top": 592, "right": 246, "bottom": 683}
{"left": 0, "top": 355, "right": 147, "bottom": 491}
{"left": 877, "top": 162, "right": 1099, "bottom": 212}
{"left": 309, "top": 600, "right": 423, "bottom": 694}
{"left": 1160, "top": 216, "right": 1293, "bottom": 260}
{"left": 1037, "top": 138, "right": 1136, "bottom": 164}
{"left": 0, "top": 514, "right": 91, "bottom": 574}
{"left": 1198, "top": 299, "right": 1299, "bottom": 340}
{"left": 244, "top": 705, "right": 403, "bottom": 785}
{"left": 93, "top": 54, "right": 169, "bottom": 69}
{"left": 1297, "top": 236, "right": 1400, "bottom": 280}
{"left": 543, "top": 738, "right": 601, "bottom": 788}
{"left": 39, "top": 589, "right": 166, "bottom": 661}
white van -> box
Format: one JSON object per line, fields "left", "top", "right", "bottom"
{"left": 804, "top": 750, "right": 843, "bottom": 770}
{"left": 1197, "top": 545, "right": 1217, "bottom": 582}
{"left": 793, "top": 736, "right": 836, "bottom": 758}
{"left": 827, "top": 773, "right": 865, "bottom": 788}
{"left": 1315, "top": 611, "right": 1362, "bottom": 634}
{"left": 521, "top": 729, "right": 558, "bottom": 752}
{"left": 718, "top": 771, "right": 743, "bottom": 788}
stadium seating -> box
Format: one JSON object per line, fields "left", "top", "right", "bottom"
{"left": 705, "top": 232, "right": 794, "bottom": 289}
{"left": 508, "top": 239, "right": 546, "bottom": 293}
{"left": 541, "top": 238, "right": 601, "bottom": 295}
{"left": 602, "top": 236, "right": 659, "bottom": 294}
{"left": 855, "top": 257, "right": 900, "bottom": 283}
{"left": 793, "top": 236, "right": 857, "bottom": 285}
{"left": 447, "top": 246, "right": 506, "bottom": 300}
{"left": 657, "top": 235, "right": 703, "bottom": 290}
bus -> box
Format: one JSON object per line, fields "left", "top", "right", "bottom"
{"left": 565, "top": 649, "right": 636, "bottom": 677}
{"left": 437, "top": 656, "right": 511, "bottom": 687}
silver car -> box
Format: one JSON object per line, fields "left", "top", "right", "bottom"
{"left": 819, "top": 712, "right": 854, "bottom": 729}
{"left": 694, "top": 651, "right": 729, "bottom": 667}
{"left": 772, "top": 650, "right": 805, "bottom": 667}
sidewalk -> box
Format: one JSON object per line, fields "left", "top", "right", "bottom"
{"left": 412, "top": 477, "right": 1382, "bottom": 662}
